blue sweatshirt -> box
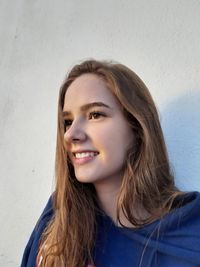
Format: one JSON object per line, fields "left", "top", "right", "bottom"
{"left": 20, "top": 191, "right": 200, "bottom": 267}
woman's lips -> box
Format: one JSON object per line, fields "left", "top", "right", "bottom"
{"left": 72, "top": 152, "right": 99, "bottom": 165}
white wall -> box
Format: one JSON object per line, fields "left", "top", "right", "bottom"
{"left": 0, "top": 0, "right": 200, "bottom": 266}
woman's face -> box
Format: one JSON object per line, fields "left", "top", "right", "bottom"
{"left": 63, "top": 74, "right": 133, "bottom": 188}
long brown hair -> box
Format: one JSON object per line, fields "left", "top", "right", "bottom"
{"left": 38, "top": 59, "right": 183, "bottom": 266}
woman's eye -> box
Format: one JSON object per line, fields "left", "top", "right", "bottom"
{"left": 89, "top": 111, "right": 105, "bottom": 120}
{"left": 64, "top": 119, "right": 72, "bottom": 129}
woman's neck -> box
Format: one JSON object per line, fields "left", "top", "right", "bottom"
{"left": 95, "top": 180, "right": 119, "bottom": 222}
{"left": 94, "top": 179, "right": 151, "bottom": 228}
{"left": 94, "top": 178, "right": 134, "bottom": 227}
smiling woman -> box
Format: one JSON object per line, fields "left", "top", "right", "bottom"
{"left": 20, "top": 59, "right": 200, "bottom": 267}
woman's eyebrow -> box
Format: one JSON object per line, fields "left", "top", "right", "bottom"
{"left": 62, "top": 102, "right": 112, "bottom": 116}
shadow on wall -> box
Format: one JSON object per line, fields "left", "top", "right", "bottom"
{"left": 161, "top": 90, "right": 200, "bottom": 192}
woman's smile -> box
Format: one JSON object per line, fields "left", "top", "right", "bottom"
{"left": 72, "top": 151, "right": 100, "bottom": 165}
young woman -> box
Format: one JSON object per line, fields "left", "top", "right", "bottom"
{"left": 21, "top": 59, "right": 200, "bottom": 267}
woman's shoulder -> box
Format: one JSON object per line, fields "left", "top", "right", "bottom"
{"left": 153, "top": 191, "right": 200, "bottom": 265}
{"left": 20, "top": 195, "right": 54, "bottom": 267}
{"left": 167, "top": 191, "right": 200, "bottom": 227}
{"left": 95, "top": 191, "right": 200, "bottom": 266}
{"left": 144, "top": 190, "right": 200, "bottom": 234}
{"left": 35, "top": 194, "right": 54, "bottom": 228}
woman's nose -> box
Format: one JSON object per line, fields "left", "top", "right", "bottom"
{"left": 64, "top": 121, "right": 86, "bottom": 144}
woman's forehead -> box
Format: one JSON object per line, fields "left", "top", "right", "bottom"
{"left": 63, "top": 74, "right": 120, "bottom": 111}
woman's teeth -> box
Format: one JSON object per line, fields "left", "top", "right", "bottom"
{"left": 74, "top": 152, "right": 99, "bottom": 158}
